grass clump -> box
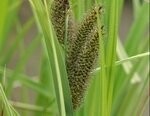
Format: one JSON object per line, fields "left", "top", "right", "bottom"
{"left": 0, "top": 0, "right": 149, "bottom": 116}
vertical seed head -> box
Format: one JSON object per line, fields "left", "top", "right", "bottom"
{"left": 51, "top": 0, "right": 104, "bottom": 110}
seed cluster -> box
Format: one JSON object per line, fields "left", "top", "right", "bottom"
{"left": 51, "top": 0, "right": 104, "bottom": 110}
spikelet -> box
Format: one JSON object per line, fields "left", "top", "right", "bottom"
{"left": 51, "top": 0, "right": 77, "bottom": 53}
{"left": 68, "top": 28, "right": 99, "bottom": 109}
{"left": 51, "top": 0, "right": 69, "bottom": 44}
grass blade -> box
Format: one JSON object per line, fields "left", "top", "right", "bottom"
{"left": 29, "top": 0, "right": 73, "bottom": 115}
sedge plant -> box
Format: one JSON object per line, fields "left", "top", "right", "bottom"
{"left": 0, "top": 0, "right": 149, "bottom": 116}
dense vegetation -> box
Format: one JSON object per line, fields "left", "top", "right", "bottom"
{"left": 0, "top": 0, "right": 149, "bottom": 116}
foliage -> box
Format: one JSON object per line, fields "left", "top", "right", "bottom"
{"left": 0, "top": 0, "right": 149, "bottom": 116}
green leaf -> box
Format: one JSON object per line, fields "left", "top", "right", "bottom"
{"left": 29, "top": 0, "right": 73, "bottom": 115}
{"left": 0, "top": 83, "right": 20, "bottom": 116}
